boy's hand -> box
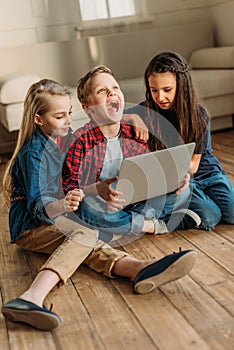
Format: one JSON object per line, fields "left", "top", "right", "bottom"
{"left": 96, "top": 177, "right": 125, "bottom": 211}
{"left": 176, "top": 173, "right": 190, "bottom": 194}
{"left": 64, "top": 189, "right": 85, "bottom": 212}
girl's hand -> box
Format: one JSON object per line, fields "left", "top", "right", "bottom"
{"left": 64, "top": 189, "right": 85, "bottom": 212}
{"left": 176, "top": 173, "right": 190, "bottom": 194}
{"left": 106, "top": 193, "right": 126, "bottom": 212}
{"left": 189, "top": 154, "right": 202, "bottom": 174}
{"left": 96, "top": 177, "right": 125, "bottom": 211}
{"left": 123, "top": 113, "right": 149, "bottom": 143}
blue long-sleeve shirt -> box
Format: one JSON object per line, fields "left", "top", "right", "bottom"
{"left": 9, "top": 127, "right": 70, "bottom": 242}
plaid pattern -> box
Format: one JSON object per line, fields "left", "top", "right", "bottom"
{"left": 62, "top": 120, "right": 148, "bottom": 192}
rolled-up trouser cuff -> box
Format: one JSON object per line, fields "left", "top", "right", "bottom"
{"left": 84, "top": 240, "right": 130, "bottom": 278}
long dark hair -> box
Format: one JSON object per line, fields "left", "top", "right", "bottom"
{"left": 144, "top": 51, "right": 207, "bottom": 151}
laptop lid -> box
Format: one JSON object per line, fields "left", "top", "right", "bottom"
{"left": 116, "top": 142, "right": 195, "bottom": 206}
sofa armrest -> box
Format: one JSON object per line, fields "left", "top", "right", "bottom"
{"left": 189, "top": 46, "right": 234, "bottom": 69}
{"left": 0, "top": 73, "right": 40, "bottom": 104}
{"left": 0, "top": 103, "right": 24, "bottom": 132}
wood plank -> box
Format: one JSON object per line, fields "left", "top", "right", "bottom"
{"left": 23, "top": 251, "right": 105, "bottom": 350}
{"left": 0, "top": 333, "right": 10, "bottom": 350}
{"left": 178, "top": 230, "right": 234, "bottom": 274}
{"left": 0, "top": 307, "right": 10, "bottom": 350}
{"left": 212, "top": 143, "right": 234, "bottom": 154}
{"left": 50, "top": 284, "right": 105, "bottom": 350}
{"left": 212, "top": 149, "right": 234, "bottom": 166}
{"left": 212, "top": 130, "right": 234, "bottom": 147}
{"left": 2, "top": 329, "right": 57, "bottom": 350}
{"left": 160, "top": 276, "right": 234, "bottom": 350}
{"left": 71, "top": 266, "right": 158, "bottom": 350}
{"left": 112, "top": 279, "right": 209, "bottom": 350}
{"left": 110, "top": 235, "right": 209, "bottom": 350}
{"left": 137, "top": 234, "right": 234, "bottom": 349}
{"left": 147, "top": 233, "right": 234, "bottom": 316}
{"left": 0, "top": 224, "right": 57, "bottom": 350}
{"left": 0, "top": 193, "right": 11, "bottom": 350}
{"left": 0, "top": 177, "right": 57, "bottom": 350}
{"left": 213, "top": 224, "right": 234, "bottom": 243}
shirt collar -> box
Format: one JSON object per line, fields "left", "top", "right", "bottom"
{"left": 84, "top": 120, "right": 132, "bottom": 140}
{"left": 35, "top": 126, "right": 61, "bottom": 153}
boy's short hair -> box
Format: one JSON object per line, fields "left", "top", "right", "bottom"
{"left": 77, "top": 65, "right": 115, "bottom": 104}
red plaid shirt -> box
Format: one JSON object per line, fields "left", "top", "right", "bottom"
{"left": 62, "top": 120, "right": 148, "bottom": 192}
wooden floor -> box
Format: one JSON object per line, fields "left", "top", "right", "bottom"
{"left": 0, "top": 129, "right": 233, "bottom": 350}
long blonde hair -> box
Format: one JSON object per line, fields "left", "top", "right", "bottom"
{"left": 3, "top": 79, "right": 71, "bottom": 205}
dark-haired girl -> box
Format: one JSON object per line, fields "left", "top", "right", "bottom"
{"left": 126, "top": 51, "right": 234, "bottom": 230}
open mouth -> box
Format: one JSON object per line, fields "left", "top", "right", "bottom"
{"left": 109, "top": 100, "right": 119, "bottom": 112}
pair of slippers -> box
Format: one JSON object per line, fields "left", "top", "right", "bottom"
{"left": 1, "top": 249, "right": 196, "bottom": 330}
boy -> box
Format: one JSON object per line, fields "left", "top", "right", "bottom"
{"left": 62, "top": 66, "right": 200, "bottom": 243}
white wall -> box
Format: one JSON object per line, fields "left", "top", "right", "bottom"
{"left": 145, "top": 0, "right": 209, "bottom": 26}
{"left": 0, "top": 0, "right": 233, "bottom": 48}
{"left": 0, "top": 0, "right": 212, "bottom": 48}
{"left": 0, "top": 22, "right": 214, "bottom": 85}
{"left": 0, "top": 0, "right": 79, "bottom": 47}
{"left": 207, "top": 0, "right": 234, "bottom": 45}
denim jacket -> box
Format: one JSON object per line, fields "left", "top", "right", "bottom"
{"left": 9, "top": 127, "right": 70, "bottom": 243}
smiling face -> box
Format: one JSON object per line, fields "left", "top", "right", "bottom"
{"left": 35, "top": 94, "right": 72, "bottom": 142}
{"left": 148, "top": 71, "right": 177, "bottom": 110}
{"left": 83, "top": 72, "right": 125, "bottom": 125}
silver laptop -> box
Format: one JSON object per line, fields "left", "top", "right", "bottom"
{"left": 116, "top": 142, "right": 195, "bottom": 205}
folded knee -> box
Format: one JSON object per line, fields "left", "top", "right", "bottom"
{"left": 199, "top": 210, "right": 222, "bottom": 230}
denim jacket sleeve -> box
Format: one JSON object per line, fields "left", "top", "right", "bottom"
{"left": 19, "top": 150, "right": 56, "bottom": 224}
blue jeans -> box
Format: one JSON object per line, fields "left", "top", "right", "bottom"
{"left": 76, "top": 187, "right": 191, "bottom": 241}
{"left": 189, "top": 172, "right": 234, "bottom": 230}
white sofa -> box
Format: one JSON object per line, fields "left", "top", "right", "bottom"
{"left": 0, "top": 21, "right": 233, "bottom": 154}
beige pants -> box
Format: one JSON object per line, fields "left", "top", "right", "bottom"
{"left": 15, "top": 216, "right": 128, "bottom": 285}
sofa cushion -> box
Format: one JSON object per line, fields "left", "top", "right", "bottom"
{"left": 189, "top": 46, "right": 234, "bottom": 69}
{"left": 191, "top": 69, "right": 234, "bottom": 97}
{"left": 0, "top": 103, "right": 23, "bottom": 132}
{"left": 0, "top": 73, "right": 40, "bottom": 104}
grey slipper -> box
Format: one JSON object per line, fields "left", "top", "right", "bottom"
{"left": 1, "top": 298, "right": 61, "bottom": 331}
{"left": 133, "top": 249, "right": 197, "bottom": 294}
